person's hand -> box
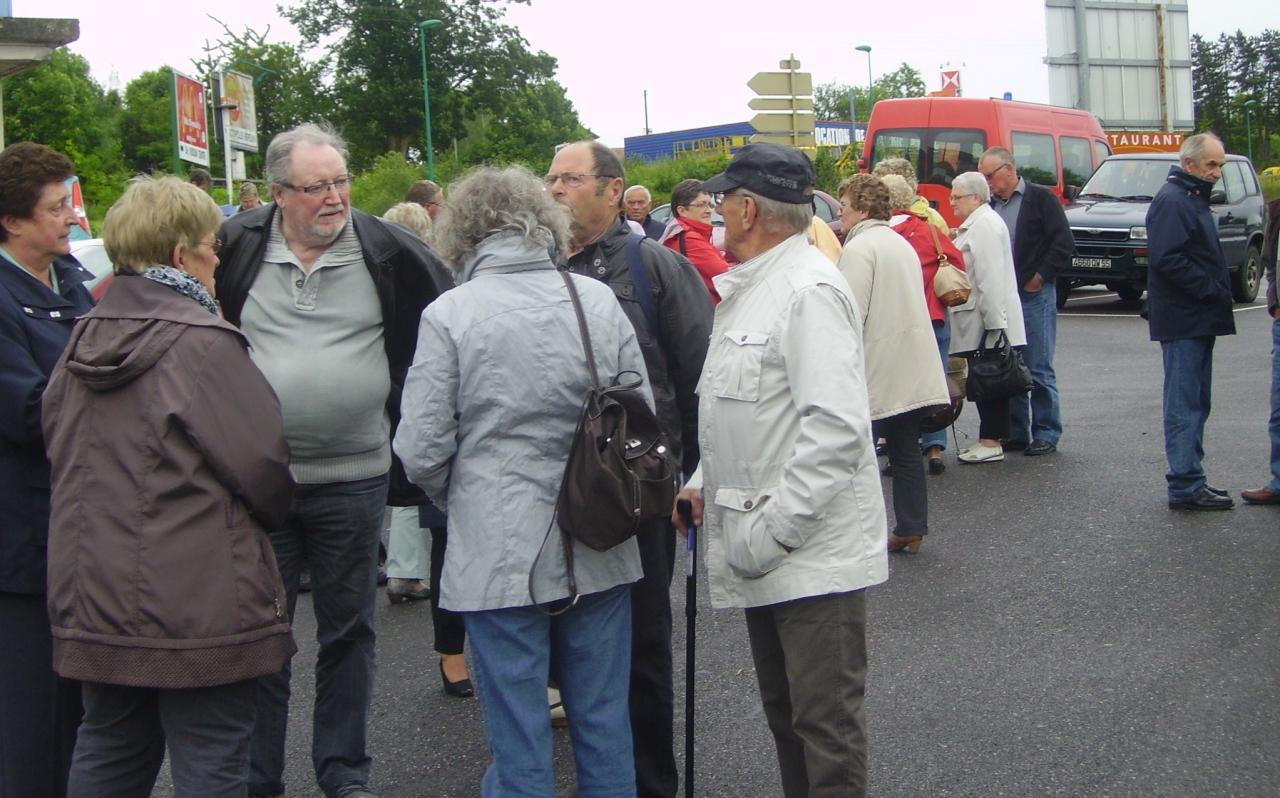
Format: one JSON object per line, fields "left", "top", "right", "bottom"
{"left": 1272, "top": 307, "right": 1280, "bottom": 321}
{"left": 672, "top": 487, "right": 704, "bottom": 536}
{"left": 1024, "top": 274, "right": 1044, "bottom": 293}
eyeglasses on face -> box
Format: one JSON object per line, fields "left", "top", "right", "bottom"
{"left": 200, "top": 237, "right": 222, "bottom": 254}
{"left": 980, "top": 162, "right": 1010, "bottom": 181}
{"left": 683, "top": 200, "right": 714, "bottom": 210}
{"left": 712, "top": 191, "right": 742, "bottom": 207}
{"left": 278, "top": 176, "right": 352, "bottom": 195}
{"left": 543, "top": 172, "right": 608, "bottom": 188}
{"left": 949, "top": 193, "right": 978, "bottom": 203}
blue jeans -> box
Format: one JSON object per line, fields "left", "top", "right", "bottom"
{"left": 1161, "top": 338, "right": 1215, "bottom": 501}
{"left": 250, "top": 474, "right": 389, "bottom": 797}
{"left": 921, "top": 317, "right": 951, "bottom": 453}
{"left": 1009, "top": 282, "right": 1062, "bottom": 445}
{"left": 465, "top": 585, "right": 635, "bottom": 798}
{"left": 1270, "top": 319, "right": 1280, "bottom": 492}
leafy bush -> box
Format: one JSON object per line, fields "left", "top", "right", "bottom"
{"left": 350, "top": 152, "right": 427, "bottom": 217}
{"left": 621, "top": 155, "right": 732, "bottom": 206}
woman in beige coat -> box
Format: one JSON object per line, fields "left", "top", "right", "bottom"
{"left": 837, "top": 174, "right": 950, "bottom": 553}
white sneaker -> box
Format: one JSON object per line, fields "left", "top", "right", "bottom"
{"left": 958, "top": 443, "right": 1004, "bottom": 463}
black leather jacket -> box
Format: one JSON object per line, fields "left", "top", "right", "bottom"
{"left": 567, "top": 217, "right": 713, "bottom": 474}
{"left": 215, "top": 205, "right": 454, "bottom": 505}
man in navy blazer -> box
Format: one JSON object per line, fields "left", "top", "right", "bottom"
{"left": 980, "top": 146, "right": 1074, "bottom": 456}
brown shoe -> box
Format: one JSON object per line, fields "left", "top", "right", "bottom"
{"left": 1241, "top": 487, "right": 1280, "bottom": 505}
{"left": 887, "top": 533, "right": 923, "bottom": 553}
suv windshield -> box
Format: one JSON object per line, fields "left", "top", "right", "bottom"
{"left": 1078, "top": 159, "right": 1169, "bottom": 200}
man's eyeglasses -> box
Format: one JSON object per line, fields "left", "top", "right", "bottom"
{"left": 980, "top": 162, "right": 1010, "bottom": 181}
{"left": 712, "top": 191, "right": 741, "bottom": 207}
{"left": 278, "top": 176, "right": 351, "bottom": 195}
{"left": 543, "top": 172, "right": 609, "bottom": 188}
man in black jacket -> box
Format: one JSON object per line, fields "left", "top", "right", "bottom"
{"left": 980, "top": 146, "right": 1074, "bottom": 456}
{"left": 548, "top": 140, "right": 713, "bottom": 798}
{"left": 215, "top": 123, "right": 452, "bottom": 798}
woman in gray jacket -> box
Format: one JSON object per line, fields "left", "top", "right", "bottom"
{"left": 393, "top": 165, "right": 649, "bottom": 798}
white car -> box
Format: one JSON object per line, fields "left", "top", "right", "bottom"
{"left": 69, "top": 238, "right": 114, "bottom": 298}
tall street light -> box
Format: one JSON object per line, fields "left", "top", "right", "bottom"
{"left": 1244, "top": 99, "right": 1259, "bottom": 163}
{"left": 419, "top": 19, "right": 444, "bottom": 180}
{"left": 856, "top": 44, "right": 873, "bottom": 110}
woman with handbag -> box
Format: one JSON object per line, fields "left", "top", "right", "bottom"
{"left": 837, "top": 174, "right": 950, "bottom": 553}
{"left": 883, "top": 174, "right": 969, "bottom": 474}
{"left": 393, "top": 165, "right": 649, "bottom": 797}
{"left": 947, "top": 172, "right": 1027, "bottom": 464}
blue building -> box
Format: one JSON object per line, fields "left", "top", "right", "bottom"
{"left": 623, "top": 120, "right": 861, "bottom": 163}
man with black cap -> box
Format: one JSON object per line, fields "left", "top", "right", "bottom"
{"left": 673, "top": 143, "right": 888, "bottom": 798}
{"left": 546, "top": 140, "right": 712, "bottom": 798}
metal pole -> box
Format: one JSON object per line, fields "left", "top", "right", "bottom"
{"left": 678, "top": 500, "right": 698, "bottom": 798}
{"left": 644, "top": 90, "right": 650, "bottom": 135}
{"left": 856, "top": 45, "right": 874, "bottom": 112}
{"left": 1245, "top": 100, "right": 1258, "bottom": 162}
{"left": 419, "top": 20, "right": 444, "bottom": 181}
{"left": 848, "top": 87, "right": 857, "bottom": 148}
{"left": 216, "top": 74, "right": 236, "bottom": 207}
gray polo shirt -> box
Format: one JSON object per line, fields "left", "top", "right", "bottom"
{"left": 991, "top": 176, "right": 1026, "bottom": 254}
{"left": 240, "top": 213, "right": 391, "bottom": 484}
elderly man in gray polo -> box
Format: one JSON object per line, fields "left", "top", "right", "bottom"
{"left": 674, "top": 143, "right": 888, "bottom": 797}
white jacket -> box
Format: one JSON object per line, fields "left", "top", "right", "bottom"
{"left": 949, "top": 204, "right": 1027, "bottom": 354}
{"left": 689, "top": 233, "right": 888, "bottom": 609}
{"left": 838, "top": 219, "right": 950, "bottom": 420}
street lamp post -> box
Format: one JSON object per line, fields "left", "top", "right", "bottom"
{"left": 419, "top": 19, "right": 444, "bottom": 181}
{"left": 856, "top": 44, "right": 873, "bottom": 110}
{"left": 1244, "top": 99, "right": 1259, "bottom": 163}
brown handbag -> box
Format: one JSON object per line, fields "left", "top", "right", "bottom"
{"left": 927, "top": 222, "right": 972, "bottom": 307}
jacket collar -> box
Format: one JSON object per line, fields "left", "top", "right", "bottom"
{"left": 239, "top": 205, "right": 398, "bottom": 264}
{"left": 676, "top": 216, "right": 714, "bottom": 237}
{"left": 0, "top": 253, "right": 93, "bottom": 309}
{"left": 572, "top": 216, "right": 633, "bottom": 264}
{"left": 713, "top": 232, "right": 810, "bottom": 304}
{"left": 846, "top": 218, "right": 890, "bottom": 239}
{"left": 1165, "top": 165, "right": 1216, "bottom": 202}
{"left": 458, "top": 230, "right": 558, "bottom": 284}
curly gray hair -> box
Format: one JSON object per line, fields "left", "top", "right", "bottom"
{"left": 433, "top": 165, "right": 571, "bottom": 269}
{"left": 873, "top": 157, "right": 919, "bottom": 191}
{"left": 881, "top": 174, "right": 915, "bottom": 211}
{"left": 383, "top": 202, "right": 433, "bottom": 243}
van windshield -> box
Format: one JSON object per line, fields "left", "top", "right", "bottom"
{"left": 1078, "top": 159, "right": 1171, "bottom": 201}
{"left": 869, "top": 128, "right": 986, "bottom": 188}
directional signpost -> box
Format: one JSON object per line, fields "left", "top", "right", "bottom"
{"left": 748, "top": 56, "right": 816, "bottom": 149}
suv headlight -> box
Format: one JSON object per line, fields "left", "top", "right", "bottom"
{"left": 1129, "top": 226, "right": 1147, "bottom": 240}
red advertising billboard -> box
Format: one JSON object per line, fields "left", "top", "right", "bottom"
{"left": 174, "top": 71, "right": 210, "bottom": 167}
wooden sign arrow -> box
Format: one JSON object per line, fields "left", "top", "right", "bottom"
{"left": 747, "top": 71, "right": 813, "bottom": 97}
{"left": 750, "top": 113, "right": 816, "bottom": 134}
{"left": 749, "top": 132, "right": 818, "bottom": 148}
{"left": 748, "top": 97, "right": 816, "bottom": 112}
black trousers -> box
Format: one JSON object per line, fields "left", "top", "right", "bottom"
{"left": 872, "top": 410, "right": 929, "bottom": 536}
{"left": 977, "top": 397, "right": 1011, "bottom": 441}
{"left": 0, "top": 591, "right": 81, "bottom": 798}
{"left": 630, "top": 519, "right": 678, "bottom": 798}
{"left": 427, "top": 526, "right": 466, "bottom": 655}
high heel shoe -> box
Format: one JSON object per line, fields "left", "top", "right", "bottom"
{"left": 887, "top": 533, "right": 923, "bottom": 553}
{"left": 439, "top": 658, "right": 474, "bottom": 698}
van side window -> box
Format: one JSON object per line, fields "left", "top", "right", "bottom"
{"left": 1061, "top": 136, "right": 1093, "bottom": 189}
{"left": 928, "top": 129, "right": 986, "bottom": 188}
{"left": 1222, "top": 162, "right": 1246, "bottom": 204}
{"left": 1093, "top": 140, "right": 1111, "bottom": 169}
{"left": 870, "top": 129, "right": 924, "bottom": 180}
{"left": 1010, "top": 131, "right": 1059, "bottom": 188}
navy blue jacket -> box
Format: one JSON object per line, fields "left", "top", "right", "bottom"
{"left": 1145, "top": 167, "right": 1236, "bottom": 342}
{"left": 1011, "top": 181, "right": 1074, "bottom": 285}
{"left": 0, "top": 254, "right": 95, "bottom": 593}
{"left": 640, "top": 215, "right": 665, "bottom": 241}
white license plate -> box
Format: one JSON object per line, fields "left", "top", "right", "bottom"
{"left": 1072, "top": 257, "right": 1112, "bottom": 269}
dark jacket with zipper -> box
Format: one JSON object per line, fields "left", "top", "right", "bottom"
{"left": 42, "top": 274, "right": 296, "bottom": 688}
{"left": 0, "top": 254, "right": 95, "bottom": 594}
{"left": 1010, "top": 180, "right": 1074, "bottom": 286}
{"left": 214, "top": 205, "right": 454, "bottom": 505}
{"left": 1145, "top": 167, "right": 1236, "bottom": 342}
{"left": 566, "top": 217, "right": 713, "bottom": 474}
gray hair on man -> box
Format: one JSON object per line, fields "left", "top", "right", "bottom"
{"left": 881, "top": 174, "right": 915, "bottom": 211}
{"left": 981, "top": 146, "right": 1015, "bottom": 167}
{"left": 739, "top": 188, "right": 813, "bottom": 236}
{"left": 434, "top": 165, "right": 571, "bottom": 269}
{"left": 264, "top": 122, "right": 350, "bottom": 186}
{"left": 624, "top": 185, "right": 651, "bottom": 202}
{"left": 953, "top": 171, "right": 991, "bottom": 202}
{"left": 1180, "top": 132, "right": 1224, "bottom": 164}
{"left": 873, "top": 157, "right": 919, "bottom": 191}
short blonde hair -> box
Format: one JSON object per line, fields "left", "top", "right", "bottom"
{"left": 104, "top": 175, "right": 225, "bottom": 274}
{"left": 881, "top": 174, "right": 915, "bottom": 211}
{"left": 383, "top": 202, "right": 433, "bottom": 242}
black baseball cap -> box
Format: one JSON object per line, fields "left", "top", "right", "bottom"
{"left": 702, "top": 143, "right": 816, "bottom": 205}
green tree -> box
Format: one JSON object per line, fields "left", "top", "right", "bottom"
{"left": 814, "top": 63, "right": 927, "bottom": 123}
{"left": 2, "top": 49, "right": 127, "bottom": 209}
{"left": 118, "top": 68, "right": 179, "bottom": 176}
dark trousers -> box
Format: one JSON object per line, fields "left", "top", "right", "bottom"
{"left": 744, "top": 590, "right": 869, "bottom": 798}
{"left": 68, "top": 679, "right": 256, "bottom": 798}
{"left": 250, "top": 474, "right": 389, "bottom": 798}
{"left": 0, "top": 592, "right": 81, "bottom": 798}
{"left": 630, "top": 520, "right": 678, "bottom": 798}
{"left": 977, "top": 397, "right": 1011, "bottom": 441}
{"left": 873, "top": 410, "right": 929, "bottom": 536}
{"left": 428, "top": 526, "right": 465, "bottom": 655}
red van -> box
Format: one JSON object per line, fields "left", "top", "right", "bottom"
{"left": 862, "top": 97, "right": 1111, "bottom": 228}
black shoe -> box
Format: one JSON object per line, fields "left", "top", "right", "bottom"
{"left": 1025, "top": 440, "right": 1057, "bottom": 457}
{"left": 335, "top": 785, "right": 381, "bottom": 798}
{"left": 1169, "top": 488, "right": 1235, "bottom": 511}
{"left": 1001, "top": 438, "right": 1029, "bottom": 452}
{"left": 928, "top": 456, "right": 946, "bottom": 475}
{"left": 440, "top": 659, "right": 475, "bottom": 698}
{"left": 1206, "top": 485, "right": 1230, "bottom": 498}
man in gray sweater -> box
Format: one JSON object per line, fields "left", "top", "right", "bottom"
{"left": 215, "top": 123, "right": 451, "bottom": 798}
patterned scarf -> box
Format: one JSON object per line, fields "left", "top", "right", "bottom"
{"left": 141, "top": 266, "right": 219, "bottom": 315}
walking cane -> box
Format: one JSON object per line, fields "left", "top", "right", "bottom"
{"left": 677, "top": 499, "right": 697, "bottom": 798}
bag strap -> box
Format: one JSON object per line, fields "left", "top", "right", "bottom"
{"left": 678, "top": 230, "right": 688, "bottom": 258}
{"left": 625, "top": 233, "right": 661, "bottom": 338}
{"left": 924, "top": 220, "right": 950, "bottom": 268}
{"left": 560, "top": 269, "right": 600, "bottom": 391}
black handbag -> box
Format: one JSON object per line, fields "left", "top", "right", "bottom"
{"left": 965, "top": 330, "right": 1032, "bottom": 403}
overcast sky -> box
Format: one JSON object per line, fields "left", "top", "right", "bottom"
{"left": 23, "top": 0, "right": 1273, "bottom": 147}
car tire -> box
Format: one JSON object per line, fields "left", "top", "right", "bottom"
{"left": 1115, "top": 284, "right": 1143, "bottom": 302}
{"left": 1055, "top": 278, "right": 1071, "bottom": 310}
{"left": 1232, "top": 243, "right": 1263, "bottom": 304}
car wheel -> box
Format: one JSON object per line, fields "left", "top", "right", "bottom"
{"left": 1114, "top": 284, "right": 1143, "bottom": 302}
{"left": 1055, "top": 278, "right": 1071, "bottom": 310}
{"left": 1232, "top": 243, "right": 1263, "bottom": 303}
